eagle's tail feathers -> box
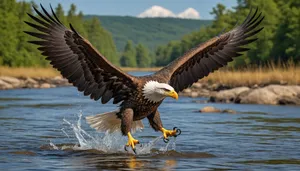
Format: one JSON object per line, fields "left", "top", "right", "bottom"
{"left": 86, "top": 110, "right": 144, "bottom": 133}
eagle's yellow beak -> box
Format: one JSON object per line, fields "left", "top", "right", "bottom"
{"left": 166, "top": 90, "right": 178, "bottom": 100}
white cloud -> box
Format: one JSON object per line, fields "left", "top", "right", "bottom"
{"left": 138, "top": 6, "right": 200, "bottom": 19}
{"left": 177, "top": 8, "right": 200, "bottom": 19}
{"left": 138, "top": 5, "right": 176, "bottom": 18}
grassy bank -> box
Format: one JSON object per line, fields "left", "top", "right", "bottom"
{"left": 200, "top": 62, "right": 300, "bottom": 86}
{"left": 1, "top": 63, "right": 299, "bottom": 86}
{"left": 0, "top": 66, "right": 161, "bottom": 78}
{"left": 0, "top": 67, "right": 60, "bottom": 78}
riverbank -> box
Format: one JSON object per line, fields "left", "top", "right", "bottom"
{"left": 0, "top": 76, "right": 70, "bottom": 89}
{"left": 180, "top": 83, "right": 300, "bottom": 105}
{"left": 1, "top": 64, "right": 300, "bottom": 105}
{"left": 1, "top": 75, "right": 300, "bottom": 105}
{"left": 1, "top": 63, "right": 299, "bottom": 85}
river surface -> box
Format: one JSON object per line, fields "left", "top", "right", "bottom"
{"left": 1, "top": 72, "right": 300, "bottom": 170}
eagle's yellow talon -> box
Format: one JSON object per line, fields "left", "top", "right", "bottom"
{"left": 161, "top": 127, "right": 177, "bottom": 139}
{"left": 126, "top": 132, "right": 139, "bottom": 151}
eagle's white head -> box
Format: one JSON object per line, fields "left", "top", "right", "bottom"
{"left": 142, "top": 81, "right": 178, "bottom": 103}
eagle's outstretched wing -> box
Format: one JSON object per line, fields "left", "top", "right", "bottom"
{"left": 25, "top": 4, "right": 137, "bottom": 104}
{"left": 157, "top": 8, "right": 264, "bottom": 92}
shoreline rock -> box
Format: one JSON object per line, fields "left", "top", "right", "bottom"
{"left": 0, "top": 76, "right": 71, "bottom": 90}
{"left": 179, "top": 82, "right": 300, "bottom": 106}
{"left": 234, "top": 85, "right": 300, "bottom": 105}
{"left": 1, "top": 76, "right": 300, "bottom": 106}
{"left": 209, "top": 87, "right": 250, "bottom": 103}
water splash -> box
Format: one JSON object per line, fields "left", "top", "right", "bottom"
{"left": 49, "top": 140, "right": 59, "bottom": 150}
{"left": 160, "top": 138, "right": 176, "bottom": 152}
{"left": 51, "top": 111, "right": 176, "bottom": 155}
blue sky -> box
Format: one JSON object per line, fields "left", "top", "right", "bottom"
{"left": 22, "top": 0, "right": 237, "bottom": 19}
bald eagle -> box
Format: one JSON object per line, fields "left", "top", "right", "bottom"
{"left": 25, "top": 5, "right": 264, "bottom": 153}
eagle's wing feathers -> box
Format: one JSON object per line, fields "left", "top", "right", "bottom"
{"left": 158, "top": 8, "right": 264, "bottom": 92}
{"left": 25, "top": 5, "right": 137, "bottom": 104}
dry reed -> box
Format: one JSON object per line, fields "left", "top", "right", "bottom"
{"left": 0, "top": 66, "right": 161, "bottom": 78}
{"left": 0, "top": 66, "right": 60, "bottom": 78}
{"left": 201, "top": 61, "right": 300, "bottom": 86}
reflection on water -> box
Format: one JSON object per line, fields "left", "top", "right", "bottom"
{"left": 1, "top": 86, "right": 300, "bottom": 170}
{"left": 93, "top": 155, "right": 178, "bottom": 170}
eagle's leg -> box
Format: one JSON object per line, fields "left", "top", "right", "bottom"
{"left": 147, "top": 110, "right": 180, "bottom": 142}
{"left": 121, "top": 108, "right": 139, "bottom": 153}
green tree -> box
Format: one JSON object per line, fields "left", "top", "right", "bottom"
{"left": 120, "top": 41, "right": 137, "bottom": 67}
{"left": 272, "top": 0, "right": 300, "bottom": 61}
{"left": 239, "top": 0, "right": 281, "bottom": 64}
{"left": 0, "top": 1, "right": 120, "bottom": 67}
{"left": 0, "top": 0, "right": 19, "bottom": 66}
{"left": 67, "top": 4, "right": 87, "bottom": 37}
{"left": 149, "top": 52, "right": 156, "bottom": 67}
{"left": 1, "top": 0, "right": 299, "bottom": 68}
{"left": 154, "top": 3, "right": 236, "bottom": 67}
{"left": 55, "top": 3, "right": 67, "bottom": 25}
{"left": 16, "top": 1, "right": 46, "bottom": 66}
{"left": 84, "top": 17, "right": 119, "bottom": 65}
{"left": 136, "top": 44, "right": 151, "bottom": 67}
{"left": 154, "top": 0, "right": 300, "bottom": 67}
{"left": 155, "top": 44, "right": 171, "bottom": 66}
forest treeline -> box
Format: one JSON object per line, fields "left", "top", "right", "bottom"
{"left": 0, "top": 0, "right": 120, "bottom": 67}
{"left": 155, "top": 0, "right": 300, "bottom": 67}
{"left": 0, "top": 0, "right": 299, "bottom": 68}
{"left": 0, "top": 0, "right": 160, "bottom": 67}
{"left": 85, "top": 15, "right": 211, "bottom": 52}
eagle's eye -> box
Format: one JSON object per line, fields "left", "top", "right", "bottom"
{"left": 162, "top": 88, "right": 171, "bottom": 92}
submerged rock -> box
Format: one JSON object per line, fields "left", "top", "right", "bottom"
{"left": 200, "top": 106, "right": 221, "bottom": 113}
{"left": 199, "top": 106, "right": 237, "bottom": 114}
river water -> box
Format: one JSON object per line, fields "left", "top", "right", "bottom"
{"left": 1, "top": 72, "right": 300, "bottom": 170}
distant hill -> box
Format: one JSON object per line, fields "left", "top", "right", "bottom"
{"left": 85, "top": 15, "right": 212, "bottom": 52}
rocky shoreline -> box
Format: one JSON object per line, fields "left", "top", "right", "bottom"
{"left": 180, "top": 83, "right": 300, "bottom": 105}
{"left": 0, "top": 76, "right": 71, "bottom": 90}
{"left": 1, "top": 76, "right": 300, "bottom": 105}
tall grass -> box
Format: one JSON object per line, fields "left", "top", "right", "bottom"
{"left": 201, "top": 61, "right": 300, "bottom": 86}
{"left": 0, "top": 66, "right": 60, "bottom": 78}
{"left": 0, "top": 66, "right": 162, "bottom": 78}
